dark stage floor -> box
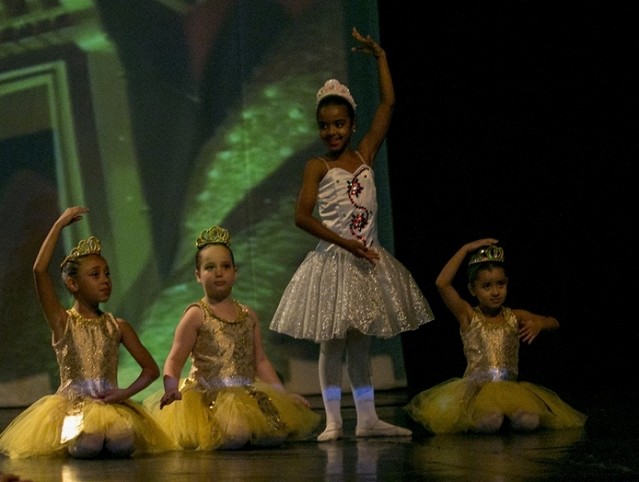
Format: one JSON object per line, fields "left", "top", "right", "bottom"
{"left": 1, "top": 389, "right": 637, "bottom": 482}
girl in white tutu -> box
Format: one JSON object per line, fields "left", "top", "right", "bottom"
{"left": 270, "top": 28, "right": 434, "bottom": 442}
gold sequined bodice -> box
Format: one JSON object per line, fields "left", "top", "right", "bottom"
{"left": 185, "top": 298, "right": 256, "bottom": 391}
{"left": 54, "top": 307, "right": 121, "bottom": 397}
{"left": 461, "top": 307, "right": 519, "bottom": 382}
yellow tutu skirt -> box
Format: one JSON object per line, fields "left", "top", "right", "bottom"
{"left": 0, "top": 394, "right": 176, "bottom": 458}
{"left": 144, "top": 381, "right": 320, "bottom": 450}
{"left": 404, "top": 378, "right": 587, "bottom": 434}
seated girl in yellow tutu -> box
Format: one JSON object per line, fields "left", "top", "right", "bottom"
{"left": 0, "top": 206, "right": 175, "bottom": 458}
{"left": 144, "top": 225, "right": 319, "bottom": 450}
{"left": 405, "top": 238, "right": 587, "bottom": 434}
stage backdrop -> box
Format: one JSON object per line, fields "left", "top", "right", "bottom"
{"left": 0, "top": 0, "right": 410, "bottom": 404}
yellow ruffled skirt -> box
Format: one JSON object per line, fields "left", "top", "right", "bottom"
{"left": 144, "top": 381, "right": 320, "bottom": 450}
{"left": 404, "top": 378, "right": 587, "bottom": 434}
{"left": 0, "top": 394, "right": 176, "bottom": 458}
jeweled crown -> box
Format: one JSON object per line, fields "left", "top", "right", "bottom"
{"left": 468, "top": 245, "right": 505, "bottom": 266}
{"left": 196, "top": 225, "right": 231, "bottom": 249}
{"left": 316, "top": 79, "right": 357, "bottom": 110}
{"left": 60, "top": 236, "right": 101, "bottom": 267}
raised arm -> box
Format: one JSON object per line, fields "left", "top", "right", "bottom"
{"left": 435, "top": 238, "right": 498, "bottom": 331}
{"left": 351, "top": 27, "right": 395, "bottom": 165}
{"left": 33, "top": 206, "right": 89, "bottom": 342}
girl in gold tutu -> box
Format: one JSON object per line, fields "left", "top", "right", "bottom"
{"left": 405, "top": 238, "right": 587, "bottom": 434}
{"left": 0, "top": 206, "right": 175, "bottom": 459}
{"left": 144, "top": 225, "right": 319, "bottom": 450}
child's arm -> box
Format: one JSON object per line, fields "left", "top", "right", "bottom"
{"left": 96, "top": 319, "right": 160, "bottom": 403}
{"left": 160, "top": 306, "right": 202, "bottom": 408}
{"left": 436, "top": 238, "right": 498, "bottom": 331}
{"left": 294, "top": 158, "right": 379, "bottom": 263}
{"left": 33, "top": 206, "right": 89, "bottom": 342}
{"left": 352, "top": 27, "right": 395, "bottom": 166}
{"left": 252, "top": 309, "right": 311, "bottom": 408}
{"left": 514, "top": 309, "right": 559, "bottom": 345}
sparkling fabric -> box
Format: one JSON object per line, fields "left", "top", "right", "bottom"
{"left": 0, "top": 308, "right": 175, "bottom": 458}
{"left": 56, "top": 308, "right": 120, "bottom": 398}
{"left": 404, "top": 307, "right": 588, "bottom": 433}
{"left": 462, "top": 307, "right": 519, "bottom": 381}
{"left": 270, "top": 156, "right": 434, "bottom": 341}
{"left": 187, "top": 299, "right": 256, "bottom": 390}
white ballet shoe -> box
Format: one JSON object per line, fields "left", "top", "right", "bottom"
{"left": 317, "top": 424, "right": 343, "bottom": 442}
{"left": 355, "top": 419, "right": 412, "bottom": 438}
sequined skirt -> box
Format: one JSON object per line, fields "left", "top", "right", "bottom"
{"left": 269, "top": 246, "right": 434, "bottom": 341}
{"left": 144, "top": 380, "right": 320, "bottom": 450}
{"left": 0, "top": 394, "right": 176, "bottom": 458}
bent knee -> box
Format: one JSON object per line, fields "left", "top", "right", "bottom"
{"left": 471, "top": 413, "right": 503, "bottom": 434}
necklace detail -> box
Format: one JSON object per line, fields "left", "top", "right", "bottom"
{"left": 69, "top": 306, "right": 105, "bottom": 321}
{"left": 201, "top": 299, "right": 247, "bottom": 324}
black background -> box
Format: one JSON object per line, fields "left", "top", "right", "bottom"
{"left": 378, "top": 2, "right": 637, "bottom": 400}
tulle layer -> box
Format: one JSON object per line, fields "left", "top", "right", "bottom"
{"left": 144, "top": 382, "right": 320, "bottom": 450}
{"left": 270, "top": 247, "right": 434, "bottom": 341}
{"left": 404, "top": 378, "right": 587, "bottom": 434}
{"left": 0, "top": 394, "right": 176, "bottom": 458}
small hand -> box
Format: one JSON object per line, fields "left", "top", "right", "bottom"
{"left": 344, "top": 239, "right": 380, "bottom": 264}
{"left": 160, "top": 389, "right": 182, "bottom": 409}
{"left": 466, "top": 238, "right": 499, "bottom": 253}
{"left": 59, "top": 206, "right": 89, "bottom": 227}
{"left": 94, "top": 388, "right": 127, "bottom": 404}
{"left": 351, "top": 27, "right": 383, "bottom": 58}
{"left": 518, "top": 318, "right": 542, "bottom": 344}
{"left": 288, "top": 392, "right": 311, "bottom": 408}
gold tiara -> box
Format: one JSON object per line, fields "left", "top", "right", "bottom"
{"left": 468, "top": 245, "right": 505, "bottom": 266}
{"left": 196, "top": 225, "right": 231, "bottom": 249}
{"left": 316, "top": 79, "right": 357, "bottom": 110}
{"left": 60, "top": 236, "right": 101, "bottom": 267}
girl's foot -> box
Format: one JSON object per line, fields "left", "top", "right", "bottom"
{"left": 355, "top": 419, "right": 412, "bottom": 438}
{"left": 317, "top": 423, "right": 343, "bottom": 442}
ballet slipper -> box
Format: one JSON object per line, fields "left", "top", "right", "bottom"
{"left": 317, "top": 424, "right": 343, "bottom": 442}
{"left": 355, "top": 419, "right": 412, "bottom": 438}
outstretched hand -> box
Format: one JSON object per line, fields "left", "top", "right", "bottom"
{"left": 518, "top": 317, "right": 543, "bottom": 344}
{"left": 351, "top": 27, "right": 383, "bottom": 58}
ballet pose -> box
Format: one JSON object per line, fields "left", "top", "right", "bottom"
{"left": 270, "top": 28, "right": 434, "bottom": 442}
{"left": 0, "top": 206, "right": 174, "bottom": 458}
{"left": 405, "top": 239, "right": 587, "bottom": 433}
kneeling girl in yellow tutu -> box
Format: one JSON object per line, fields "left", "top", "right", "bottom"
{"left": 0, "top": 206, "right": 174, "bottom": 459}
{"left": 405, "top": 239, "right": 587, "bottom": 434}
{"left": 144, "top": 225, "right": 319, "bottom": 449}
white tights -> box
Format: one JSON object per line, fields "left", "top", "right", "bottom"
{"left": 318, "top": 331, "right": 377, "bottom": 429}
